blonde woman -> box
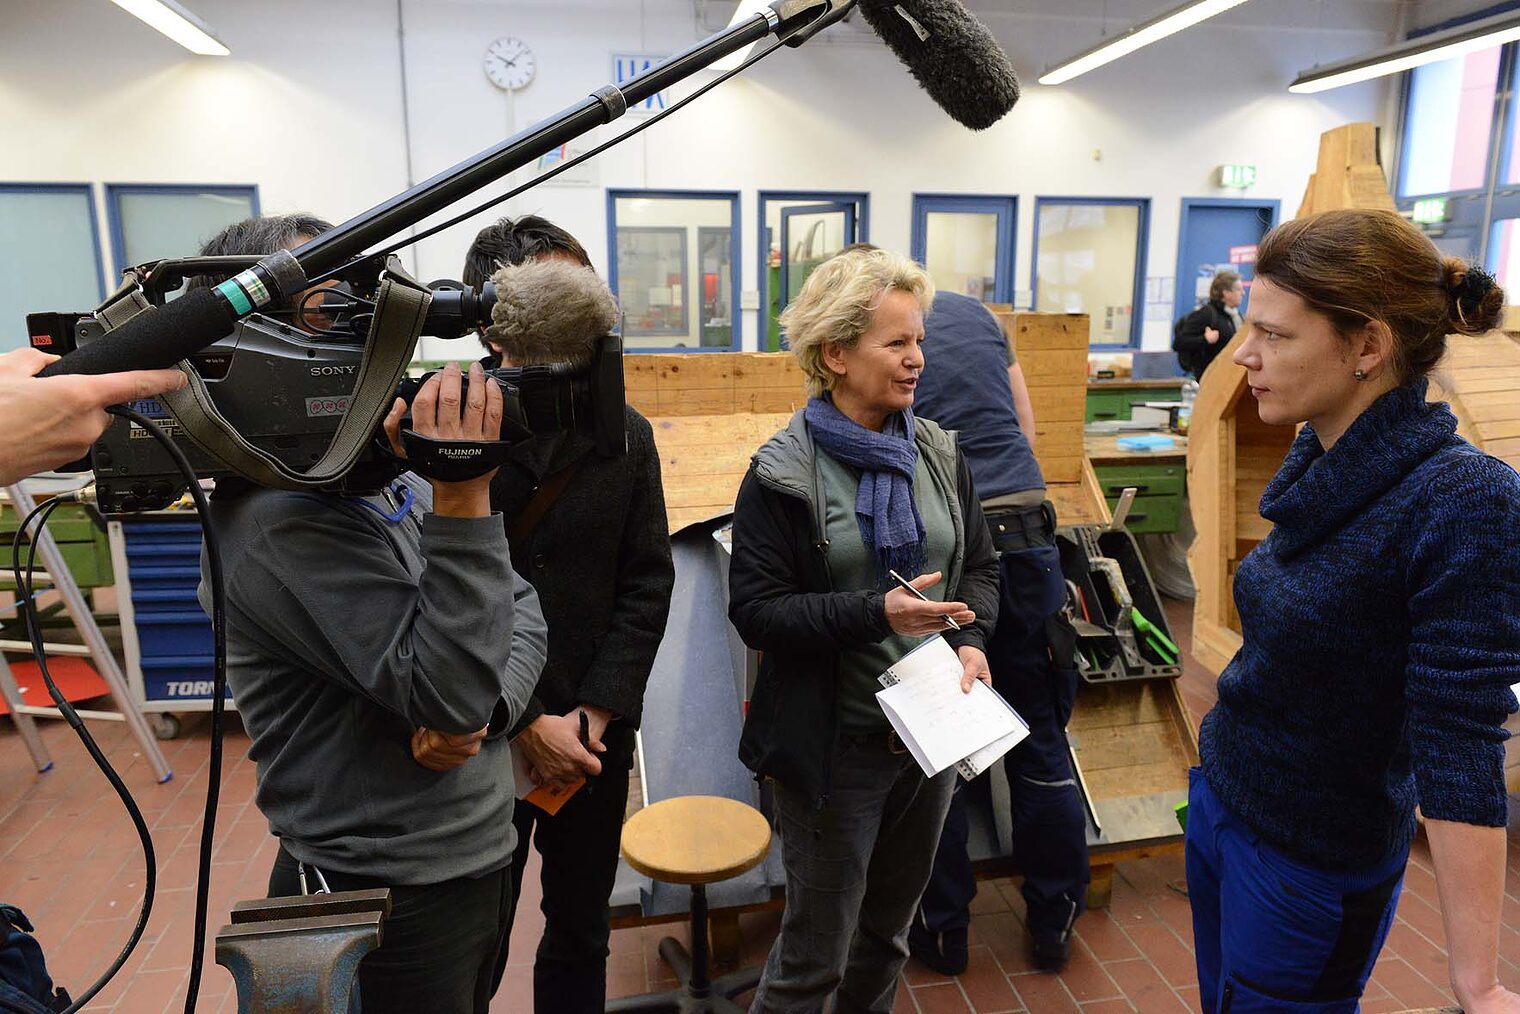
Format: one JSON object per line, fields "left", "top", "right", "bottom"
{"left": 727, "top": 248, "right": 1000, "bottom": 1013}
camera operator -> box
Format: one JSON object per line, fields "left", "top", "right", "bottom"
{"left": 463, "top": 215, "right": 675, "bottom": 1013}
{"left": 0, "top": 347, "right": 186, "bottom": 485}
{"left": 194, "top": 215, "right": 548, "bottom": 1014}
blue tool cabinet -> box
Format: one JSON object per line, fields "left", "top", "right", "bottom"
{"left": 109, "top": 515, "right": 227, "bottom": 738}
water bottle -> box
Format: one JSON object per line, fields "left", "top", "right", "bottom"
{"left": 1178, "top": 378, "right": 1198, "bottom": 434}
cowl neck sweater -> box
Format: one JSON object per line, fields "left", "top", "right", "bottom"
{"left": 1199, "top": 378, "right": 1520, "bottom": 872}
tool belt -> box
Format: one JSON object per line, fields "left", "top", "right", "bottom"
{"left": 984, "top": 500, "right": 1056, "bottom": 553}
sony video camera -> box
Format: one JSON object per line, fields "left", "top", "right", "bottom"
{"left": 27, "top": 256, "right": 626, "bottom": 513}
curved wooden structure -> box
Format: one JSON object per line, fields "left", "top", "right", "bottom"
{"left": 1188, "top": 122, "right": 1520, "bottom": 791}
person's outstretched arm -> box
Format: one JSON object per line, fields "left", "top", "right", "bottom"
{"left": 0, "top": 348, "right": 186, "bottom": 484}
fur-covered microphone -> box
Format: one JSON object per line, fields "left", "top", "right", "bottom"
{"left": 855, "top": 0, "right": 1020, "bottom": 130}
{"left": 485, "top": 259, "right": 619, "bottom": 368}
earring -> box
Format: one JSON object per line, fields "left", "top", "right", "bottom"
{"left": 1354, "top": 368, "right": 1367, "bottom": 381}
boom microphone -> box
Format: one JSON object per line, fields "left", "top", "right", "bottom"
{"left": 487, "top": 259, "right": 619, "bottom": 368}
{"left": 856, "top": 0, "right": 1021, "bottom": 130}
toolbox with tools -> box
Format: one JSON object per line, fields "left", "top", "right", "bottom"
{"left": 1056, "top": 523, "right": 1183, "bottom": 684}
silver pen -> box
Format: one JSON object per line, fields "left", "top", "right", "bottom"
{"left": 887, "top": 569, "right": 961, "bottom": 631}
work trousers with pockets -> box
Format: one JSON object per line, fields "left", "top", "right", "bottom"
{"left": 918, "top": 542, "right": 1090, "bottom": 940}
{"left": 1185, "top": 768, "right": 1406, "bottom": 1013}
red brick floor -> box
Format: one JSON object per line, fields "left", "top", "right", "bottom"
{"left": 2, "top": 596, "right": 1517, "bottom": 1011}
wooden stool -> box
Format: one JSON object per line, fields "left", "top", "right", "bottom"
{"left": 607, "top": 795, "right": 771, "bottom": 1013}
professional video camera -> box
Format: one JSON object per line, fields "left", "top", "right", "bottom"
{"left": 27, "top": 255, "right": 626, "bottom": 513}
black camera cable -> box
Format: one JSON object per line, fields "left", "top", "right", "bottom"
{"left": 10, "top": 405, "right": 226, "bottom": 1014}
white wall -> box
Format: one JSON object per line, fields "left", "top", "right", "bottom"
{"left": 0, "top": 0, "right": 1398, "bottom": 354}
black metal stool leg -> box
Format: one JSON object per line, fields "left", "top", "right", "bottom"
{"left": 606, "top": 883, "right": 764, "bottom": 1013}
{"left": 686, "top": 884, "right": 711, "bottom": 998}
{"left": 711, "top": 965, "right": 763, "bottom": 999}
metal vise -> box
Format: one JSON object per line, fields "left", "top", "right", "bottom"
{"left": 215, "top": 888, "right": 391, "bottom": 1014}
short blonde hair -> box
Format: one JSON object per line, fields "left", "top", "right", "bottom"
{"left": 781, "top": 248, "right": 936, "bottom": 398}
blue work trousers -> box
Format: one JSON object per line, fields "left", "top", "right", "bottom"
{"left": 918, "top": 543, "right": 1089, "bottom": 939}
{"left": 1185, "top": 768, "right": 1406, "bottom": 1013}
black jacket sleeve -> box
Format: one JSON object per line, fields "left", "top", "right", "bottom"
{"left": 574, "top": 417, "right": 675, "bottom": 726}
{"left": 728, "top": 468, "right": 895, "bottom": 653}
{"left": 941, "top": 447, "right": 999, "bottom": 655}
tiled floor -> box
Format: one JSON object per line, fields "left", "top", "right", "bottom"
{"left": 2, "top": 597, "right": 1517, "bottom": 1012}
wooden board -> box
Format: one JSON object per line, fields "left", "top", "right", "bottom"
{"left": 638, "top": 312, "right": 1109, "bottom": 533}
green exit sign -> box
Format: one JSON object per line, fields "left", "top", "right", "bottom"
{"left": 1219, "top": 164, "right": 1258, "bottom": 189}
{"left": 1411, "top": 198, "right": 1449, "bottom": 224}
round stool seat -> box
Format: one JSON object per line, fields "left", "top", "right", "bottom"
{"left": 621, "top": 795, "right": 770, "bottom": 886}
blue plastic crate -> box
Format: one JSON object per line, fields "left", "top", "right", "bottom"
{"left": 140, "top": 655, "right": 225, "bottom": 703}
{"left": 135, "top": 609, "right": 213, "bottom": 657}
{"left": 131, "top": 586, "right": 204, "bottom": 614}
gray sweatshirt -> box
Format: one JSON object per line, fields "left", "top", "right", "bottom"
{"left": 198, "top": 474, "right": 546, "bottom": 885}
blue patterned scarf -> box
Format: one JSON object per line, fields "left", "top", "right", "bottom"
{"left": 804, "top": 395, "right": 926, "bottom": 581}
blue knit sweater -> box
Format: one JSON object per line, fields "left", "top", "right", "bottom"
{"left": 1199, "top": 379, "right": 1520, "bottom": 872}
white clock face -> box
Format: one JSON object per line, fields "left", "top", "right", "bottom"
{"left": 484, "top": 36, "right": 536, "bottom": 91}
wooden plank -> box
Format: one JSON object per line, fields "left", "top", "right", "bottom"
{"left": 649, "top": 415, "right": 791, "bottom": 449}
{"left": 1087, "top": 760, "right": 1190, "bottom": 800}
{"left": 1027, "top": 428, "right": 1085, "bottom": 458}
{"left": 1455, "top": 390, "right": 1520, "bottom": 414}
{"left": 1068, "top": 682, "right": 1173, "bottom": 730}
{"left": 1048, "top": 479, "right": 1106, "bottom": 527}
{"left": 1473, "top": 418, "right": 1520, "bottom": 440}
{"left": 1235, "top": 513, "right": 1272, "bottom": 541}
{"left": 1020, "top": 350, "right": 1089, "bottom": 380}
{"left": 1485, "top": 436, "right": 1520, "bottom": 460}
{"left": 1075, "top": 721, "right": 1189, "bottom": 771}
{"left": 1040, "top": 455, "right": 1084, "bottom": 484}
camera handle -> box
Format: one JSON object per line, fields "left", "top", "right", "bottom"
{"left": 151, "top": 257, "right": 428, "bottom": 490}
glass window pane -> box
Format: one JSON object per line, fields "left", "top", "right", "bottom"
{"left": 0, "top": 188, "right": 103, "bottom": 353}
{"left": 1489, "top": 218, "right": 1520, "bottom": 294}
{"left": 1400, "top": 45, "right": 1501, "bottom": 196}
{"left": 763, "top": 197, "right": 862, "bottom": 351}
{"left": 113, "top": 187, "right": 256, "bottom": 269}
{"left": 923, "top": 211, "right": 998, "bottom": 302}
{"left": 1035, "top": 202, "right": 1141, "bottom": 347}
{"left": 612, "top": 194, "right": 735, "bottom": 350}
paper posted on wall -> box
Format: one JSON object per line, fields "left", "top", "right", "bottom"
{"left": 876, "top": 635, "right": 1029, "bottom": 780}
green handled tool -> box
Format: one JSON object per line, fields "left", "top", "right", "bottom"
{"left": 1130, "top": 607, "right": 1179, "bottom": 665}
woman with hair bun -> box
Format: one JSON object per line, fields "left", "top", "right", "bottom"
{"left": 1187, "top": 209, "right": 1520, "bottom": 1013}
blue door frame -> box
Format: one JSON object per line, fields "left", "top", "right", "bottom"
{"left": 607, "top": 188, "right": 742, "bottom": 353}
{"left": 1172, "top": 197, "right": 1280, "bottom": 325}
{"left": 104, "top": 183, "right": 261, "bottom": 277}
{"left": 909, "top": 194, "right": 1017, "bottom": 304}
{"left": 1030, "top": 196, "right": 1150, "bottom": 350}
{"left": 779, "top": 201, "right": 857, "bottom": 317}
{"left": 758, "top": 190, "right": 870, "bottom": 351}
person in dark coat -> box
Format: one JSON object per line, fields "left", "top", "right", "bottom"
{"left": 728, "top": 247, "right": 1001, "bottom": 1013}
{"left": 463, "top": 215, "right": 676, "bottom": 1014}
{"left": 1173, "top": 269, "right": 1243, "bottom": 380}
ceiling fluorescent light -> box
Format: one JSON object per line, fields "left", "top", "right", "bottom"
{"left": 711, "top": 0, "right": 773, "bottom": 72}
{"left": 1040, "top": 0, "right": 1253, "bottom": 86}
{"left": 1290, "top": 11, "right": 1520, "bottom": 94}
{"left": 107, "top": 0, "right": 229, "bottom": 57}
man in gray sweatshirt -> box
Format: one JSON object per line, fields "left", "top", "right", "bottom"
{"left": 197, "top": 219, "right": 546, "bottom": 1014}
